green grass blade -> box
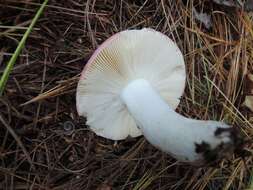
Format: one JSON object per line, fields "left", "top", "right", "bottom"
{"left": 0, "top": 0, "right": 49, "bottom": 95}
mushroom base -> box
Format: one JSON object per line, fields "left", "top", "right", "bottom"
{"left": 121, "top": 79, "right": 239, "bottom": 164}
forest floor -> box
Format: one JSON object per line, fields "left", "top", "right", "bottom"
{"left": 0, "top": 0, "right": 253, "bottom": 189}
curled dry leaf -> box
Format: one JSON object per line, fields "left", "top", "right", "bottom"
{"left": 243, "top": 74, "right": 253, "bottom": 112}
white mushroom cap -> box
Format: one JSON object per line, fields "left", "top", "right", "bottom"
{"left": 76, "top": 28, "right": 185, "bottom": 140}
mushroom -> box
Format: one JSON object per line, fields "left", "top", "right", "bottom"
{"left": 76, "top": 28, "right": 238, "bottom": 164}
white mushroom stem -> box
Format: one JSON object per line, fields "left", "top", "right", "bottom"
{"left": 121, "top": 79, "right": 233, "bottom": 163}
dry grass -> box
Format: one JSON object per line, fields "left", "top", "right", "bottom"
{"left": 0, "top": 0, "right": 253, "bottom": 189}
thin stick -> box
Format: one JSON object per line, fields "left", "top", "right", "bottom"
{"left": 0, "top": 114, "right": 35, "bottom": 169}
